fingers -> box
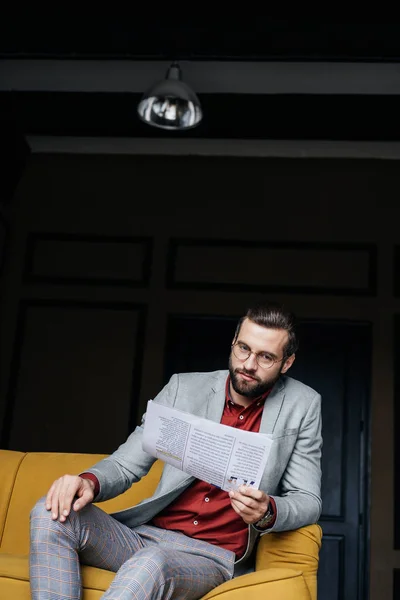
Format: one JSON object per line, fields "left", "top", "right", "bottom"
{"left": 230, "top": 496, "right": 263, "bottom": 525}
{"left": 57, "top": 478, "right": 75, "bottom": 522}
{"left": 47, "top": 476, "right": 82, "bottom": 521}
{"left": 45, "top": 482, "right": 56, "bottom": 511}
{"left": 230, "top": 497, "right": 247, "bottom": 514}
{"left": 233, "top": 486, "right": 265, "bottom": 502}
{"left": 229, "top": 487, "right": 266, "bottom": 509}
{"left": 50, "top": 479, "right": 61, "bottom": 520}
{"left": 72, "top": 485, "right": 94, "bottom": 512}
{"left": 229, "top": 486, "right": 269, "bottom": 524}
{"left": 230, "top": 496, "right": 256, "bottom": 517}
{"left": 230, "top": 498, "right": 242, "bottom": 517}
{"left": 230, "top": 496, "right": 265, "bottom": 523}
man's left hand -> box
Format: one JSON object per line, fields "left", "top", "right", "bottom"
{"left": 229, "top": 486, "right": 270, "bottom": 524}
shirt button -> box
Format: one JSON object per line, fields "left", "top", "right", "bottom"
{"left": 204, "top": 497, "right": 210, "bottom": 502}
{"left": 193, "top": 520, "right": 199, "bottom": 525}
{"left": 239, "top": 415, "right": 244, "bottom": 420}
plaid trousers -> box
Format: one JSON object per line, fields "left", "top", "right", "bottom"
{"left": 29, "top": 496, "right": 235, "bottom": 600}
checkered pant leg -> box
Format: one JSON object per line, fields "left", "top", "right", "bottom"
{"left": 29, "top": 496, "right": 145, "bottom": 600}
{"left": 101, "top": 527, "right": 234, "bottom": 600}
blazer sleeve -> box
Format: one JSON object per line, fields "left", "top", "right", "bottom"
{"left": 80, "top": 374, "right": 180, "bottom": 501}
{"left": 265, "top": 392, "right": 323, "bottom": 533}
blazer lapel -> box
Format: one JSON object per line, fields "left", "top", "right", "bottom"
{"left": 205, "top": 371, "right": 227, "bottom": 423}
{"left": 259, "top": 377, "right": 286, "bottom": 434}
{"left": 258, "top": 377, "right": 286, "bottom": 492}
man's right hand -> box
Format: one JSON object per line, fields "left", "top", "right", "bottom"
{"left": 45, "top": 475, "right": 95, "bottom": 522}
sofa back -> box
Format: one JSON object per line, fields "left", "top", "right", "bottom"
{"left": 0, "top": 450, "right": 163, "bottom": 555}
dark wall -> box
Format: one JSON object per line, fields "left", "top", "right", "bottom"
{"left": 0, "top": 152, "right": 399, "bottom": 598}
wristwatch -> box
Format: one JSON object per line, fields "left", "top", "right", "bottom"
{"left": 253, "top": 504, "right": 275, "bottom": 530}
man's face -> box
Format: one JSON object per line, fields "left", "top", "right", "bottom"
{"left": 228, "top": 318, "right": 295, "bottom": 399}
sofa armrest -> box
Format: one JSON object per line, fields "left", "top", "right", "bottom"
{"left": 201, "top": 567, "right": 311, "bottom": 600}
{"left": 255, "top": 524, "right": 322, "bottom": 600}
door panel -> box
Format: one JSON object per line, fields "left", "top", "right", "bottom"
{"left": 165, "top": 315, "right": 371, "bottom": 600}
{"left": 290, "top": 321, "right": 371, "bottom": 600}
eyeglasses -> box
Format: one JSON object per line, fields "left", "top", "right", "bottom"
{"left": 232, "top": 342, "right": 285, "bottom": 370}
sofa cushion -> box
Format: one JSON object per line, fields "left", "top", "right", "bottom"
{"left": 0, "top": 553, "right": 29, "bottom": 581}
{"left": 0, "top": 554, "right": 115, "bottom": 592}
{"left": 0, "top": 552, "right": 114, "bottom": 599}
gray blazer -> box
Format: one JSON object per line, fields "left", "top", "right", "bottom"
{"left": 86, "top": 370, "right": 322, "bottom": 572}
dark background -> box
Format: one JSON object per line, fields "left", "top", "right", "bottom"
{"left": 2, "top": 16, "right": 400, "bottom": 600}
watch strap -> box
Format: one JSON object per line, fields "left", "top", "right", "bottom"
{"left": 253, "top": 502, "right": 275, "bottom": 530}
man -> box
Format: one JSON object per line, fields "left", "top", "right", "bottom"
{"left": 30, "top": 301, "right": 322, "bottom": 600}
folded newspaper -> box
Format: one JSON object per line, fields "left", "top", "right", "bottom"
{"left": 142, "top": 400, "right": 273, "bottom": 492}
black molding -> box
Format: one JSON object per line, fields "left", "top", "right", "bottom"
{"left": 394, "top": 569, "right": 400, "bottom": 600}
{"left": 22, "top": 232, "right": 153, "bottom": 287}
{"left": 394, "top": 315, "right": 400, "bottom": 550}
{"left": 356, "top": 325, "right": 373, "bottom": 600}
{"left": 0, "top": 298, "right": 147, "bottom": 449}
{"left": 166, "top": 238, "right": 378, "bottom": 296}
{"left": 0, "top": 209, "right": 9, "bottom": 281}
{"left": 319, "top": 534, "right": 345, "bottom": 600}
{"left": 394, "top": 246, "right": 400, "bottom": 297}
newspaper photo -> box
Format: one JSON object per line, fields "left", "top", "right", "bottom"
{"left": 142, "top": 400, "right": 273, "bottom": 492}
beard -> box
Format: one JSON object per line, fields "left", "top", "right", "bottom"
{"left": 228, "top": 355, "right": 281, "bottom": 399}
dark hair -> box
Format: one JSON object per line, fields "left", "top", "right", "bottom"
{"left": 234, "top": 301, "right": 299, "bottom": 357}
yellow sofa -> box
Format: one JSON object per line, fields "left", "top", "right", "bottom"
{"left": 0, "top": 450, "right": 322, "bottom": 599}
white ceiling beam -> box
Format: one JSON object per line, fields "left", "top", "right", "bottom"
{"left": 26, "top": 136, "right": 400, "bottom": 159}
{"left": 2, "top": 59, "right": 400, "bottom": 95}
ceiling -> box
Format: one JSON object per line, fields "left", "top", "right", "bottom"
{"left": 2, "top": 17, "right": 400, "bottom": 147}
{"left": 2, "top": 18, "right": 400, "bottom": 61}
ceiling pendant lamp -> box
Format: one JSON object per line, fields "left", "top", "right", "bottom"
{"left": 137, "top": 62, "right": 203, "bottom": 131}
